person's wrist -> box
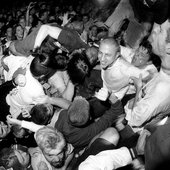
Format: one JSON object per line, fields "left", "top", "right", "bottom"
{"left": 12, "top": 78, "right": 17, "bottom": 87}
{"left": 129, "top": 147, "right": 138, "bottom": 160}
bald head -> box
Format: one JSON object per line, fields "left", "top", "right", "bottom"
{"left": 98, "top": 38, "right": 120, "bottom": 70}
{"left": 100, "top": 38, "right": 119, "bottom": 50}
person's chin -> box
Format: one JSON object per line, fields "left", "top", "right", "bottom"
{"left": 101, "top": 65, "right": 107, "bottom": 70}
{"left": 51, "top": 161, "right": 64, "bottom": 168}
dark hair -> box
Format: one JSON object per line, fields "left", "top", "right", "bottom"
{"left": 139, "top": 39, "right": 152, "bottom": 55}
{"left": 30, "top": 104, "right": 54, "bottom": 125}
{"left": 31, "top": 48, "right": 68, "bottom": 81}
{"left": 0, "top": 148, "right": 22, "bottom": 170}
{"left": 67, "top": 51, "right": 90, "bottom": 85}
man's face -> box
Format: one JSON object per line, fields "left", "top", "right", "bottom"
{"left": 19, "top": 18, "right": 26, "bottom": 28}
{"left": 132, "top": 46, "right": 150, "bottom": 67}
{"left": 148, "top": 25, "right": 167, "bottom": 58}
{"left": 98, "top": 42, "right": 119, "bottom": 70}
{"left": 43, "top": 140, "right": 66, "bottom": 168}
{"left": 148, "top": 21, "right": 170, "bottom": 68}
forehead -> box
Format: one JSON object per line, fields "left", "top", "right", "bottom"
{"left": 99, "top": 41, "right": 118, "bottom": 51}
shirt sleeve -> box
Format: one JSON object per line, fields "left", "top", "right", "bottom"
{"left": 79, "top": 147, "right": 132, "bottom": 170}
{"left": 95, "top": 83, "right": 109, "bottom": 101}
{"left": 21, "top": 120, "right": 44, "bottom": 132}
{"left": 125, "top": 82, "right": 170, "bottom": 126}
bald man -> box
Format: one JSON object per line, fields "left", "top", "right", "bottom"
{"left": 95, "top": 38, "right": 150, "bottom": 101}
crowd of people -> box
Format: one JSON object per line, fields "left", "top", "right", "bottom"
{"left": 0, "top": 0, "right": 170, "bottom": 169}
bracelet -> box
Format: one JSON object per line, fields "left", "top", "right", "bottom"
{"left": 129, "top": 148, "right": 137, "bottom": 160}
{"left": 12, "top": 79, "right": 17, "bottom": 87}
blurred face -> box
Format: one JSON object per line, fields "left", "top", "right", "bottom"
{"left": 98, "top": 41, "right": 120, "bottom": 70}
{"left": 15, "top": 25, "right": 24, "bottom": 40}
{"left": 91, "top": 26, "right": 98, "bottom": 36}
{"left": 19, "top": 18, "right": 26, "bottom": 28}
{"left": 83, "top": 16, "right": 88, "bottom": 23}
{"left": 43, "top": 140, "right": 66, "bottom": 168}
{"left": 6, "top": 27, "right": 13, "bottom": 38}
{"left": 132, "top": 46, "right": 150, "bottom": 67}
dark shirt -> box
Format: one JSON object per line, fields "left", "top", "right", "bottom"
{"left": 55, "top": 100, "right": 124, "bottom": 149}
{"left": 130, "top": 0, "right": 169, "bottom": 24}
{"left": 145, "top": 122, "right": 170, "bottom": 170}
{"left": 0, "top": 80, "right": 15, "bottom": 122}
{"left": 14, "top": 24, "right": 89, "bottom": 56}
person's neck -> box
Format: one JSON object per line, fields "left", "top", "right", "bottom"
{"left": 161, "top": 65, "right": 170, "bottom": 75}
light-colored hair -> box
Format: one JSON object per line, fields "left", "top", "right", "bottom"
{"left": 35, "top": 126, "right": 65, "bottom": 154}
{"left": 68, "top": 96, "right": 90, "bottom": 127}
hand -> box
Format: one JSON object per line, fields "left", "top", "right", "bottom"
{"left": 14, "top": 74, "right": 26, "bottom": 87}
{"left": 142, "top": 70, "right": 154, "bottom": 83}
{"left": 33, "top": 95, "right": 50, "bottom": 104}
{"left": 115, "top": 114, "right": 126, "bottom": 131}
{"left": 130, "top": 74, "right": 142, "bottom": 91}
{"left": 12, "top": 67, "right": 26, "bottom": 80}
{"left": 28, "top": 2, "right": 36, "bottom": 10}
{"left": 62, "top": 13, "right": 71, "bottom": 26}
{"left": 21, "top": 108, "right": 31, "bottom": 118}
{"left": 136, "top": 129, "right": 151, "bottom": 155}
{"left": 6, "top": 115, "right": 20, "bottom": 126}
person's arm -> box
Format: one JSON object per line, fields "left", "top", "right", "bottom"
{"left": 26, "top": 2, "right": 34, "bottom": 26}
{"left": 95, "top": 83, "right": 109, "bottom": 101}
{"left": 125, "top": 82, "right": 169, "bottom": 127}
{"left": 74, "top": 100, "right": 124, "bottom": 147}
{"left": 33, "top": 95, "right": 71, "bottom": 109}
{"left": 62, "top": 80, "right": 75, "bottom": 101}
{"left": 128, "top": 75, "right": 143, "bottom": 110}
{"left": 6, "top": 115, "right": 43, "bottom": 132}
{"left": 34, "top": 25, "right": 62, "bottom": 49}
{"left": 79, "top": 147, "right": 132, "bottom": 170}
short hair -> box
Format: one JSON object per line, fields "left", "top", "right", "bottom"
{"left": 0, "top": 148, "right": 21, "bottom": 170}
{"left": 67, "top": 21, "right": 84, "bottom": 34}
{"left": 86, "top": 46, "right": 99, "bottom": 67}
{"left": 35, "top": 126, "right": 65, "bottom": 154}
{"left": 68, "top": 96, "right": 90, "bottom": 127}
{"left": 32, "top": 46, "right": 68, "bottom": 71}
{"left": 67, "top": 51, "right": 90, "bottom": 85}
{"left": 30, "top": 55, "right": 56, "bottom": 81}
{"left": 30, "top": 104, "right": 54, "bottom": 125}
{"left": 139, "top": 39, "right": 152, "bottom": 56}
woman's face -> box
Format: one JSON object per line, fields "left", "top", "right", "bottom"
{"left": 15, "top": 25, "right": 24, "bottom": 40}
